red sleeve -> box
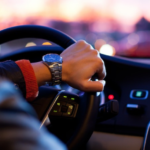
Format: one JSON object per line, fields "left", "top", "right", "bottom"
{"left": 15, "top": 60, "right": 38, "bottom": 101}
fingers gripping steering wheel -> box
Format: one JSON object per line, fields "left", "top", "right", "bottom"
{"left": 0, "top": 25, "right": 100, "bottom": 150}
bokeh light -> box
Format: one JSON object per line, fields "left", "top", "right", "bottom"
{"left": 25, "top": 42, "right": 36, "bottom": 47}
{"left": 1, "top": 0, "right": 150, "bottom": 57}
{"left": 99, "top": 44, "right": 116, "bottom": 56}
{"left": 0, "top": 0, "right": 150, "bottom": 31}
{"left": 95, "top": 39, "right": 106, "bottom": 50}
{"left": 127, "top": 33, "right": 139, "bottom": 46}
{"left": 42, "top": 42, "right": 52, "bottom": 45}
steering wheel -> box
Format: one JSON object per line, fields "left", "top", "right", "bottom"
{"left": 0, "top": 25, "right": 100, "bottom": 150}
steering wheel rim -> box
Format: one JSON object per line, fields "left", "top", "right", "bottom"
{"left": 0, "top": 25, "right": 100, "bottom": 150}
{"left": 0, "top": 25, "right": 76, "bottom": 48}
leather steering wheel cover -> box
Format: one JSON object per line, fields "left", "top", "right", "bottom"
{"left": 0, "top": 25, "right": 100, "bottom": 150}
{"left": 67, "top": 92, "right": 100, "bottom": 150}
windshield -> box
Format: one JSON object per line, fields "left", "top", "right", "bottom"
{"left": 1, "top": 0, "right": 150, "bottom": 58}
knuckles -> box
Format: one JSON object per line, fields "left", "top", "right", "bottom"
{"left": 92, "top": 49, "right": 99, "bottom": 56}
{"left": 77, "top": 40, "right": 93, "bottom": 50}
{"left": 86, "top": 48, "right": 100, "bottom": 57}
{"left": 77, "top": 40, "right": 98, "bottom": 53}
{"left": 86, "top": 44, "right": 92, "bottom": 50}
{"left": 77, "top": 40, "right": 87, "bottom": 46}
{"left": 95, "top": 57, "right": 103, "bottom": 67}
{"left": 76, "top": 40, "right": 106, "bottom": 80}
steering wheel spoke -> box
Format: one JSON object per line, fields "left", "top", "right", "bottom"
{"left": 49, "top": 91, "right": 79, "bottom": 119}
{"left": 29, "top": 86, "right": 80, "bottom": 128}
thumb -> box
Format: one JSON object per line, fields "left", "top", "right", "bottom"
{"left": 81, "top": 80, "right": 106, "bottom": 92}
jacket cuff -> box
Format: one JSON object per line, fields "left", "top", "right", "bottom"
{"left": 15, "top": 60, "right": 38, "bottom": 101}
{"left": 0, "top": 60, "right": 26, "bottom": 97}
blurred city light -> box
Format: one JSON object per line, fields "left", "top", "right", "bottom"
{"left": 99, "top": 44, "right": 116, "bottom": 56}
{"left": 25, "top": 42, "right": 36, "bottom": 47}
{"left": 1, "top": 0, "right": 150, "bottom": 57}
{"left": 42, "top": 42, "right": 52, "bottom": 45}
{"left": 95, "top": 39, "right": 106, "bottom": 50}
{"left": 85, "top": 33, "right": 97, "bottom": 46}
{"left": 127, "top": 33, "right": 139, "bottom": 46}
{"left": 0, "top": 0, "right": 149, "bottom": 31}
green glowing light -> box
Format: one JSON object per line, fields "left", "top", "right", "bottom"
{"left": 136, "top": 91, "right": 142, "bottom": 97}
{"left": 71, "top": 98, "right": 75, "bottom": 100}
{"left": 63, "top": 96, "right": 67, "bottom": 98}
{"left": 68, "top": 112, "right": 71, "bottom": 115}
{"left": 57, "top": 103, "right": 60, "bottom": 106}
{"left": 69, "top": 106, "right": 73, "bottom": 109}
{"left": 53, "top": 110, "right": 57, "bottom": 113}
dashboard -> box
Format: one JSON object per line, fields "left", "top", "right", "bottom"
{"left": 96, "top": 55, "right": 150, "bottom": 137}
{"left": 87, "top": 55, "right": 150, "bottom": 150}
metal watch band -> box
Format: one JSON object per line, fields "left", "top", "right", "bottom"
{"left": 49, "top": 63, "right": 62, "bottom": 85}
{"left": 42, "top": 54, "right": 62, "bottom": 86}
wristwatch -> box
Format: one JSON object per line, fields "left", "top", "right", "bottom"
{"left": 42, "top": 54, "right": 63, "bottom": 85}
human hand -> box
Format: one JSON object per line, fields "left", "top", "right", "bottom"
{"left": 60, "top": 40, "right": 106, "bottom": 92}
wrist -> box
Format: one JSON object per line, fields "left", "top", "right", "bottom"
{"left": 31, "top": 61, "right": 52, "bottom": 86}
{"left": 61, "top": 62, "right": 69, "bottom": 83}
{"left": 42, "top": 54, "right": 62, "bottom": 85}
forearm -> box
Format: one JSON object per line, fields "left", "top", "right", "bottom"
{"left": 31, "top": 61, "right": 52, "bottom": 86}
{"left": 0, "top": 60, "right": 26, "bottom": 97}
{"left": 0, "top": 40, "right": 106, "bottom": 101}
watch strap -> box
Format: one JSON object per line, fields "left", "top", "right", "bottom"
{"left": 43, "top": 62, "right": 62, "bottom": 85}
{"left": 49, "top": 63, "right": 62, "bottom": 85}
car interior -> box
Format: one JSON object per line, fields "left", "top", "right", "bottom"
{"left": 1, "top": 0, "right": 150, "bottom": 150}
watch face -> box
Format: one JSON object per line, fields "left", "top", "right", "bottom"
{"left": 43, "top": 54, "right": 62, "bottom": 63}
